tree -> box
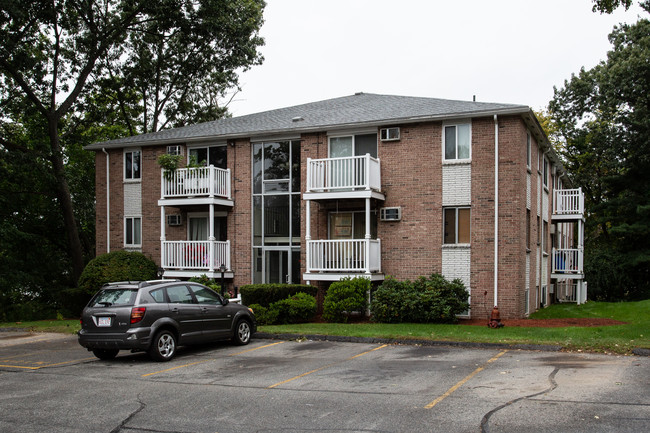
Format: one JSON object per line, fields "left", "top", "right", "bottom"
{"left": 549, "top": 2, "right": 650, "bottom": 300}
{"left": 592, "top": 0, "right": 633, "bottom": 13}
{"left": 0, "top": 0, "right": 265, "bottom": 285}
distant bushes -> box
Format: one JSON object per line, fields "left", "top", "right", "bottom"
{"left": 249, "top": 292, "right": 316, "bottom": 325}
{"left": 323, "top": 277, "right": 370, "bottom": 323}
{"left": 371, "top": 274, "right": 469, "bottom": 324}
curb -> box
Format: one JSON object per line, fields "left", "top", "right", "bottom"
{"left": 254, "top": 332, "right": 564, "bottom": 353}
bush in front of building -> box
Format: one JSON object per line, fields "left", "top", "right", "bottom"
{"left": 77, "top": 251, "right": 158, "bottom": 296}
{"left": 239, "top": 284, "right": 317, "bottom": 307}
{"left": 371, "top": 274, "right": 469, "bottom": 324}
{"left": 249, "top": 292, "right": 317, "bottom": 325}
{"left": 322, "top": 277, "right": 370, "bottom": 322}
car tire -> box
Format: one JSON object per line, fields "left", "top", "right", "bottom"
{"left": 232, "top": 319, "right": 252, "bottom": 345}
{"left": 148, "top": 330, "right": 177, "bottom": 362}
{"left": 92, "top": 349, "right": 119, "bottom": 360}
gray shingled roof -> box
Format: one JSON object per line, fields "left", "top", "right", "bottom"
{"left": 85, "top": 93, "right": 530, "bottom": 150}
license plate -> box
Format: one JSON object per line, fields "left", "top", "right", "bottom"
{"left": 97, "top": 317, "right": 111, "bottom": 327}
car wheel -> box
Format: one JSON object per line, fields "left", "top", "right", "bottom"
{"left": 148, "top": 330, "right": 176, "bottom": 362}
{"left": 233, "top": 320, "right": 251, "bottom": 345}
{"left": 92, "top": 349, "right": 119, "bottom": 360}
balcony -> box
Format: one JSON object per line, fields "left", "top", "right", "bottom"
{"left": 553, "top": 188, "right": 584, "bottom": 221}
{"left": 161, "top": 240, "right": 233, "bottom": 279}
{"left": 304, "top": 239, "right": 384, "bottom": 281}
{"left": 551, "top": 247, "right": 584, "bottom": 278}
{"left": 159, "top": 166, "right": 233, "bottom": 206}
{"left": 305, "top": 154, "right": 384, "bottom": 200}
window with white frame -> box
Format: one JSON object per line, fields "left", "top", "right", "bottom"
{"left": 125, "top": 217, "right": 142, "bottom": 247}
{"left": 543, "top": 157, "right": 549, "bottom": 188}
{"left": 443, "top": 207, "right": 471, "bottom": 244}
{"left": 124, "top": 150, "right": 141, "bottom": 180}
{"left": 526, "top": 133, "right": 531, "bottom": 169}
{"left": 444, "top": 124, "right": 471, "bottom": 161}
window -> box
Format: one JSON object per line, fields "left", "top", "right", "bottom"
{"left": 443, "top": 207, "right": 470, "bottom": 244}
{"left": 189, "top": 145, "right": 227, "bottom": 169}
{"left": 166, "top": 285, "right": 194, "bottom": 304}
{"left": 526, "top": 133, "right": 531, "bottom": 168}
{"left": 543, "top": 157, "right": 549, "bottom": 187}
{"left": 125, "top": 217, "right": 142, "bottom": 247}
{"left": 150, "top": 289, "right": 166, "bottom": 303}
{"left": 124, "top": 150, "right": 141, "bottom": 180}
{"left": 190, "top": 286, "right": 222, "bottom": 305}
{"left": 329, "top": 211, "right": 378, "bottom": 240}
{"left": 444, "top": 124, "right": 470, "bottom": 161}
{"left": 526, "top": 210, "right": 531, "bottom": 250}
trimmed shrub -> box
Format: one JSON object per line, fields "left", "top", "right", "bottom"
{"left": 322, "top": 277, "right": 370, "bottom": 322}
{"left": 273, "top": 292, "right": 317, "bottom": 324}
{"left": 248, "top": 303, "right": 279, "bottom": 326}
{"left": 189, "top": 274, "right": 222, "bottom": 295}
{"left": 239, "top": 284, "right": 317, "bottom": 307}
{"left": 77, "top": 251, "right": 158, "bottom": 296}
{"left": 371, "top": 274, "right": 469, "bottom": 324}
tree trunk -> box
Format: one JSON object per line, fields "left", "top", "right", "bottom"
{"left": 47, "top": 115, "right": 85, "bottom": 282}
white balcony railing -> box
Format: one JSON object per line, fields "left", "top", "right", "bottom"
{"left": 161, "top": 240, "right": 231, "bottom": 271}
{"left": 161, "top": 166, "right": 231, "bottom": 199}
{"left": 307, "top": 239, "right": 381, "bottom": 273}
{"left": 554, "top": 188, "right": 584, "bottom": 216}
{"left": 552, "top": 248, "right": 583, "bottom": 274}
{"left": 306, "top": 154, "right": 381, "bottom": 193}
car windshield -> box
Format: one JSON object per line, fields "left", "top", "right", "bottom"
{"left": 91, "top": 289, "right": 138, "bottom": 307}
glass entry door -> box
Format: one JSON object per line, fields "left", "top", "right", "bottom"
{"left": 263, "top": 248, "right": 300, "bottom": 284}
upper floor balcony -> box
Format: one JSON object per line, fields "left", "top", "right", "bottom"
{"left": 159, "top": 166, "right": 233, "bottom": 207}
{"left": 305, "top": 154, "right": 384, "bottom": 201}
{"left": 551, "top": 247, "right": 584, "bottom": 279}
{"left": 161, "top": 240, "right": 233, "bottom": 279}
{"left": 552, "top": 188, "right": 584, "bottom": 221}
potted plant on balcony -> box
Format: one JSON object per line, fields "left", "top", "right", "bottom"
{"left": 157, "top": 154, "right": 183, "bottom": 180}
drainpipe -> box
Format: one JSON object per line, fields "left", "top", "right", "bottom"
{"left": 493, "top": 115, "right": 499, "bottom": 307}
{"left": 102, "top": 148, "right": 110, "bottom": 253}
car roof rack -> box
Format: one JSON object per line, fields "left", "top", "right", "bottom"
{"left": 139, "top": 279, "right": 180, "bottom": 288}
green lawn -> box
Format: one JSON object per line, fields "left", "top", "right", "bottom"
{"left": 259, "top": 300, "right": 650, "bottom": 355}
{"left": 1, "top": 300, "right": 648, "bottom": 355}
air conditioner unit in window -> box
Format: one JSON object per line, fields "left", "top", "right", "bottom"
{"left": 380, "top": 207, "right": 401, "bottom": 221}
{"left": 167, "top": 215, "right": 182, "bottom": 226}
{"left": 380, "top": 127, "right": 400, "bottom": 142}
{"left": 166, "top": 145, "right": 182, "bottom": 155}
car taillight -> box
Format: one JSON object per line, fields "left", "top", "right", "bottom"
{"left": 130, "top": 307, "right": 146, "bottom": 324}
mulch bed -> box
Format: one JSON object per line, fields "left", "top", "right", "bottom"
{"left": 459, "top": 318, "right": 626, "bottom": 328}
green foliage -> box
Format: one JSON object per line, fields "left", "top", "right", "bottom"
{"left": 549, "top": 9, "right": 650, "bottom": 300}
{"left": 239, "top": 284, "right": 317, "bottom": 307}
{"left": 371, "top": 274, "right": 470, "bottom": 324}
{"left": 248, "top": 303, "right": 278, "bottom": 326}
{"left": 188, "top": 274, "right": 222, "bottom": 295}
{"left": 157, "top": 154, "right": 183, "bottom": 179}
{"left": 77, "top": 251, "right": 158, "bottom": 296}
{"left": 322, "top": 277, "right": 370, "bottom": 323}
{"left": 272, "top": 293, "right": 317, "bottom": 324}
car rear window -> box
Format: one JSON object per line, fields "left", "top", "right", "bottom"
{"left": 91, "top": 289, "right": 138, "bottom": 307}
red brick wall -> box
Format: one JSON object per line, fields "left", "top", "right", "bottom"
{"left": 231, "top": 138, "right": 252, "bottom": 288}
{"left": 94, "top": 149, "right": 125, "bottom": 255}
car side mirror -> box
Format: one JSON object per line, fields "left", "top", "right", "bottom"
{"left": 222, "top": 297, "right": 229, "bottom": 306}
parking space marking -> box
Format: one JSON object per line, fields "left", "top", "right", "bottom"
{"left": 424, "top": 350, "right": 508, "bottom": 409}
{"left": 142, "top": 341, "right": 285, "bottom": 378}
{"left": 267, "top": 344, "right": 388, "bottom": 389}
{"left": 0, "top": 357, "right": 96, "bottom": 370}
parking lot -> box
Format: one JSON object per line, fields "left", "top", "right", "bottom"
{"left": 1, "top": 332, "right": 648, "bottom": 433}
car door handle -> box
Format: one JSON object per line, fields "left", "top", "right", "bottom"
{"left": 171, "top": 308, "right": 179, "bottom": 313}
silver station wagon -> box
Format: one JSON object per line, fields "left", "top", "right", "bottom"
{"left": 78, "top": 280, "right": 256, "bottom": 361}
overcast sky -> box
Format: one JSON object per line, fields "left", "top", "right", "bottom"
{"left": 228, "top": 0, "right": 645, "bottom": 117}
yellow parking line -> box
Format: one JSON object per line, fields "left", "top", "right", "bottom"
{"left": 142, "top": 341, "right": 285, "bottom": 378}
{"left": 0, "top": 351, "right": 45, "bottom": 361}
{"left": 0, "top": 357, "right": 96, "bottom": 370}
{"left": 267, "top": 344, "right": 388, "bottom": 389}
{"left": 229, "top": 341, "right": 284, "bottom": 356}
{"left": 424, "top": 350, "right": 508, "bottom": 409}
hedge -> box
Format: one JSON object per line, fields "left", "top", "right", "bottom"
{"left": 322, "top": 277, "right": 370, "bottom": 322}
{"left": 239, "top": 284, "right": 317, "bottom": 307}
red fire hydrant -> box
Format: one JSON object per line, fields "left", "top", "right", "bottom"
{"left": 488, "top": 306, "right": 504, "bottom": 328}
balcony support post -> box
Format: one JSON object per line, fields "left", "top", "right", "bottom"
{"left": 365, "top": 197, "right": 371, "bottom": 274}
{"left": 160, "top": 206, "right": 166, "bottom": 269}
{"left": 208, "top": 204, "right": 215, "bottom": 272}
{"left": 305, "top": 199, "right": 311, "bottom": 275}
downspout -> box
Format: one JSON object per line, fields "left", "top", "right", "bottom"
{"left": 493, "top": 115, "right": 499, "bottom": 307}
{"left": 102, "top": 148, "right": 110, "bottom": 253}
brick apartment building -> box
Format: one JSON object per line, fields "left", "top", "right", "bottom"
{"left": 86, "top": 93, "right": 586, "bottom": 319}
